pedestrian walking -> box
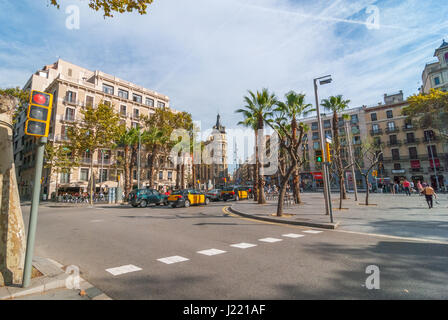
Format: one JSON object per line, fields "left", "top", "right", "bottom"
{"left": 403, "top": 179, "right": 411, "bottom": 196}
{"left": 422, "top": 184, "right": 436, "bottom": 208}
{"left": 417, "top": 180, "right": 423, "bottom": 195}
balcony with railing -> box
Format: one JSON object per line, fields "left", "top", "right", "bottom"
{"left": 386, "top": 127, "right": 399, "bottom": 134}
{"left": 423, "top": 135, "right": 439, "bottom": 142}
{"left": 404, "top": 138, "right": 420, "bottom": 145}
{"left": 370, "top": 129, "right": 383, "bottom": 136}
{"left": 402, "top": 123, "right": 417, "bottom": 131}
{"left": 387, "top": 140, "right": 402, "bottom": 147}
{"left": 63, "top": 97, "right": 83, "bottom": 107}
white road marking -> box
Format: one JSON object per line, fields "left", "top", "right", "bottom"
{"left": 258, "top": 237, "right": 283, "bottom": 243}
{"left": 90, "top": 219, "right": 103, "bottom": 223}
{"left": 230, "top": 242, "right": 257, "bottom": 249}
{"left": 303, "top": 230, "right": 323, "bottom": 234}
{"left": 105, "top": 264, "right": 142, "bottom": 276}
{"left": 197, "top": 249, "right": 227, "bottom": 256}
{"left": 157, "top": 256, "right": 190, "bottom": 264}
{"left": 282, "top": 233, "right": 305, "bottom": 238}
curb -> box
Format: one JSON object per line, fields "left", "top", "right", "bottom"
{"left": 229, "top": 205, "right": 340, "bottom": 230}
{"left": 0, "top": 257, "right": 112, "bottom": 300}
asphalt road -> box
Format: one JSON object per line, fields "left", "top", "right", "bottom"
{"left": 22, "top": 201, "right": 448, "bottom": 299}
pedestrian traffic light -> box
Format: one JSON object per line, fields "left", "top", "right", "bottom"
{"left": 325, "top": 142, "right": 332, "bottom": 163}
{"left": 25, "top": 90, "right": 53, "bottom": 137}
{"left": 315, "top": 150, "right": 323, "bottom": 163}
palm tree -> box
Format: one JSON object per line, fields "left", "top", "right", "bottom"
{"left": 275, "top": 91, "right": 313, "bottom": 205}
{"left": 144, "top": 127, "right": 168, "bottom": 188}
{"left": 236, "top": 88, "right": 276, "bottom": 204}
{"left": 117, "top": 127, "right": 140, "bottom": 197}
{"left": 320, "top": 95, "right": 351, "bottom": 207}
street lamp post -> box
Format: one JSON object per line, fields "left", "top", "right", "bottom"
{"left": 313, "top": 75, "right": 334, "bottom": 222}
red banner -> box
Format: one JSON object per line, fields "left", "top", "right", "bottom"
{"left": 410, "top": 160, "right": 420, "bottom": 169}
{"left": 312, "top": 172, "right": 323, "bottom": 180}
{"left": 429, "top": 159, "right": 440, "bottom": 168}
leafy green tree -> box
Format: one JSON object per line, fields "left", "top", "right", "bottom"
{"left": 44, "top": 142, "right": 78, "bottom": 199}
{"left": 275, "top": 91, "right": 313, "bottom": 205}
{"left": 142, "top": 107, "right": 192, "bottom": 190}
{"left": 403, "top": 89, "right": 448, "bottom": 139}
{"left": 321, "top": 95, "right": 351, "bottom": 207}
{"left": 50, "top": 0, "right": 154, "bottom": 17}
{"left": 67, "top": 102, "right": 124, "bottom": 204}
{"left": 236, "top": 89, "right": 276, "bottom": 204}
{"left": 0, "top": 87, "right": 29, "bottom": 285}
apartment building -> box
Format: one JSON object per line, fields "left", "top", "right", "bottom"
{"left": 364, "top": 91, "right": 446, "bottom": 189}
{"left": 298, "top": 106, "right": 368, "bottom": 189}
{"left": 421, "top": 40, "right": 448, "bottom": 94}
{"left": 14, "top": 59, "right": 182, "bottom": 200}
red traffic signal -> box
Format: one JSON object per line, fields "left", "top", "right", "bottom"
{"left": 25, "top": 90, "right": 53, "bottom": 137}
{"left": 31, "top": 91, "right": 51, "bottom": 107}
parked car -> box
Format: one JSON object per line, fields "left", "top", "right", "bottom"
{"left": 129, "top": 189, "right": 168, "bottom": 207}
{"left": 206, "top": 189, "right": 222, "bottom": 201}
{"left": 167, "top": 189, "right": 210, "bottom": 208}
{"left": 221, "top": 186, "right": 248, "bottom": 201}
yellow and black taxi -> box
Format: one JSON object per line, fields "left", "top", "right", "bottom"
{"left": 221, "top": 186, "right": 248, "bottom": 201}
{"left": 167, "top": 189, "right": 210, "bottom": 208}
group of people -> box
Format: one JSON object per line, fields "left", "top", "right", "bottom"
{"left": 389, "top": 179, "right": 438, "bottom": 209}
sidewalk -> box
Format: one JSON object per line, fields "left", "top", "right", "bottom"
{"left": 0, "top": 257, "right": 111, "bottom": 300}
{"left": 230, "top": 193, "right": 448, "bottom": 241}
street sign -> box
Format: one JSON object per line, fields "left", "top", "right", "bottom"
{"left": 25, "top": 90, "right": 53, "bottom": 137}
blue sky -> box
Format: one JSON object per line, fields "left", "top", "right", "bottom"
{"left": 1, "top": 0, "right": 448, "bottom": 133}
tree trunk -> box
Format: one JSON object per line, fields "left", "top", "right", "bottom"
{"left": 277, "top": 163, "right": 297, "bottom": 217}
{"left": 181, "top": 163, "right": 185, "bottom": 189}
{"left": 339, "top": 175, "right": 344, "bottom": 210}
{"left": 253, "top": 130, "right": 258, "bottom": 202}
{"left": 89, "top": 155, "right": 94, "bottom": 205}
{"left": 333, "top": 111, "right": 346, "bottom": 202}
{"left": 292, "top": 168, "right": 301, "bottom": 204}
{"left": 257, "top": 120, "right": 266, "bottom": 204}
{"left": 0, "top": 96, "right": 26, "bottom": 286}
{"left": 364, "top": 175, "right": 369, "bottom": 205}
{"left": 147, "top": 146, "right": 157, "bottom": 189}
{"left": 124, "top": 145, "right": 131, "bottom": 198}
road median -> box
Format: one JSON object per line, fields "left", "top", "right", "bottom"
{"left": 229, "top": 201, "right": 340, "bottom": 229}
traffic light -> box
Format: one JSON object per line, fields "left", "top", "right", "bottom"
{"left": 25, "top": 90, "right": 53, "bottom": 137}
{"left": 325, "top": 142, "right": 332, "bottom": 163}
{"left": 315, "top": 150, "right": 323, "bottom": 163}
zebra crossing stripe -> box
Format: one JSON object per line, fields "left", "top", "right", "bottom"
{"left": 106, "top": 264, "right": 142, "bottom": 276}
{"left": 157, "top": 256, "right": 190, "bottom": 264}
{"left": 282, "top": 233, "right": 305, "bottom": 238}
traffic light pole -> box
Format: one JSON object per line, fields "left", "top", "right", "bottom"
{"left": 22, "top": 136, "right": 47, "bottom": 288}
{"left": 313, "top": 78, "right": 333, "bottom": 222}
